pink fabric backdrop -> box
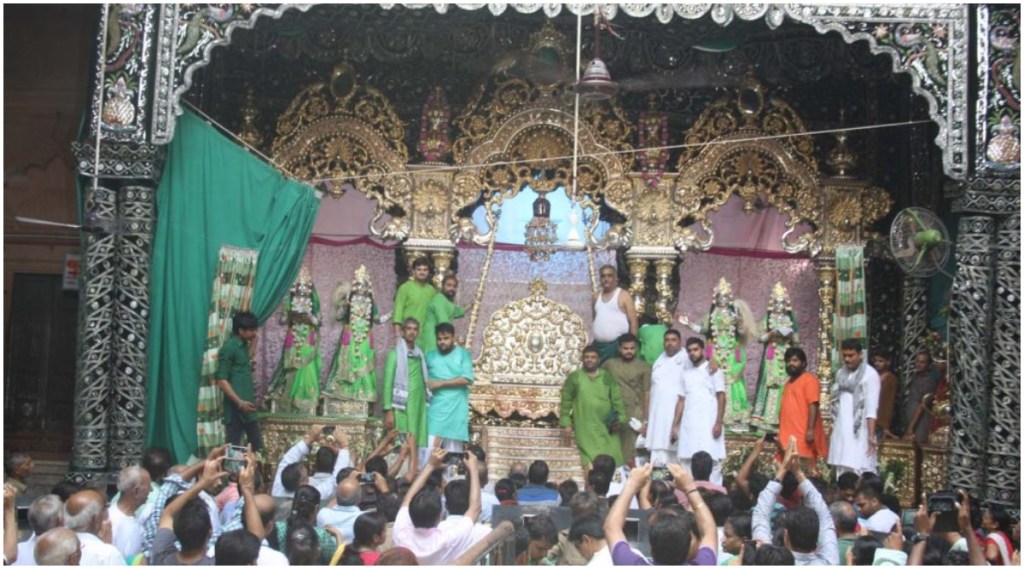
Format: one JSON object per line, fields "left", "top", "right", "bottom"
{"left": 675, "top": 253, "right": 819, "bottom": 399}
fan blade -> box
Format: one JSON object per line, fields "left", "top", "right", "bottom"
{"left": 15, "top": 216, "right": 82, "bottom": 230}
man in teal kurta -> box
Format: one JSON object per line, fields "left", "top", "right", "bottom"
{"left": 215, "top": 311, "right": 263, "bottom": 452}
{"left": 382, "top": 318, "right": 429, "bottom": 449}
{"left": 392, "top": 257, "right": 436, "bottom": 351}
{"left": 425, "top": 322, "right": 474, "bottom": 451}
{"left": 560, "top": 345, "right": 627, "bottom": 467}
{"left": 420, "top": 273, "right": 466, "bottom": 356}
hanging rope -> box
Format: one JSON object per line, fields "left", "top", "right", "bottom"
{"left": 464, "top": 203, "right": 502, "bottom": 352}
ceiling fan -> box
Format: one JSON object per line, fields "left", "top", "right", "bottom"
{"left": 15, "top": 215, "right": 120, "bottom": 235}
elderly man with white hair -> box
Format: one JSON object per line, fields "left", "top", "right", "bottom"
{"left": 109, "top": 466, "right": 151, "bottom": 559}
{"left": 64, "top": 490, "right": 125, "bottom": 565}
{"left": 13, "top": 494, "right": 63, "bottom": 566}
{"left": 34, "top": 528, "right": 81, "bottom": 566}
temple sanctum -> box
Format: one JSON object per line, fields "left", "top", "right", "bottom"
{"left": 4, "top": 4, "right": 1020, "bottom": 513}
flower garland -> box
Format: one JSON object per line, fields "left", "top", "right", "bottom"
{"left": 638, "top": 105, "right": 669, "bottom": 189}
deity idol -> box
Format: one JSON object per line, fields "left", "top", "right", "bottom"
{"left": 267, "top": 267, "right": 323, "bottom": 414}
{"left": 677, "top": 277, "right": 760, "bottom": 433}
{"left": 750, "top": 282, "right": 799, "bottom": 433}
{"left": 323, "top": 265, "right": 390, "bottom": 404}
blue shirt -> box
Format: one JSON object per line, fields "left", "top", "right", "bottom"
{"left": 516, "top": 484, "right": 560, "bottom": 506}
{"left": 317, "top": 504, "right": 362, "bottom": 544}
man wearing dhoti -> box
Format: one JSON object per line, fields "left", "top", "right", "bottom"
{"left": 673, "top": 337, "right": 727, "bottom": 485}
{"left": 828, "top": 338, "right": 881, "bottom": 476}
{"left": 642, "top": 329, "right": 689, "bottom": 466}
{"left": 560, "top": 345, "right": 627, "bottom": 467}
{"left": 426, "top": 322, "right": 474, "bottom": 452}
{"left": 592, "top": 265, "right": 638, "bottom": 364}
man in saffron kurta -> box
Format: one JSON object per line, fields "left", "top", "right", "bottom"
{"left": 383, "top": 318, "right": 429, "bottom": 448}
{"left": 560, "top": 346, "right": 627, "bottom": 467}
{"left": 393, "top": 258, "right": 436, "bottom": 351}
{"left": 426, "top": 323, "right": 473, "bottom": 452}
{"left": 420, "top": 274, "right": 465, "bottom": 357}
{"left": 778, "top": 347, "right": 828, "bottom": 462}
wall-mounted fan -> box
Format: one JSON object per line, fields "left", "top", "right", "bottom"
{"left": 889, "top": 207, "right": 952, "bottom": 278}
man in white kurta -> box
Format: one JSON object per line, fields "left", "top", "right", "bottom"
{"left": 643, "top": 329, "right": 689, "bottom": 465}
{"left": 828, "top": 339, "right": 881, "bottom": 476}
{"left": 673, "top": 337, "right": 727, "bottom": 485}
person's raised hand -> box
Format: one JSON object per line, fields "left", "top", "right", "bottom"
{"left": 427, "top": 448, "right": 446, "bottom": 470}
{"left": 201, "top": 456, "right": 229, "bottom": 487}
{"left": 956, "top": 490, "right": 972, "bottom": 535}
{"left": 628, "top": 463, "right": 653, "bottom": 490}
{"left": 385, "top": 429, "right": 400, "bottom": 444}
{"left": 373, "top": 472, "right": 389, "bottom": 494}
{"left": 305, "top": 424, "right": 324, "bottom": 443}
{"left": 667, "top": 462, "right": 694, "bottom": 491}
{"left": 208, "top": 443, "right": 229, "bottom": 460}
{"left": 99, "top": 518, "right": 113, "bottom": 544}
{"left": 239, "top": 450, "right": 257, "bottom": 493}
{"left": 913, "top": 493, "right": 935, "bottom": 536}
{"left": 384, "top": 411, "right": 395, "bottom": 431}
{"left": 464, "top": 451, "right": 480, "bottom": 473}
{"left": 754, "top": 433, "right": 767, "bottom": 449}
{"left": 3, "top": 484, "right": 15, "bottom": 510}
{"left": 885, "top": 519, "right": 905, "bottom": 551}
{"left": 333, "top": 427, "right": 349, "bottom": 449}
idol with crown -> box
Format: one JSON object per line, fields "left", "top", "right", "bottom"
{"left": 750, "top": 282, "right": 800, "bottom": 433}
{"left": 323, "top": 265, "right": 390, "bottom": 405}
{"left": 267, "top": 267, "right": 323, "bottom": 414}
{"left": 677, "top": 277, "right": 761, "bottom": 434}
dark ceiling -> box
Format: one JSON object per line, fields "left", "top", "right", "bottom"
{"left": 187, "top": 4, "right": 946, "bottom": 213}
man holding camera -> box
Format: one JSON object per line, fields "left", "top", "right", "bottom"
{"left": 778, "top": 347, "right": 828, "bottom": 464}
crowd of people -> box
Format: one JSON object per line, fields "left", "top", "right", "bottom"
{"left": 4, "top": 429, "right": 1018, "bottom": 566}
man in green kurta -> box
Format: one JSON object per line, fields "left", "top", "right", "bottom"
{"left": 392, "top": 257, "right": 436, "bottom": 351}
{"left": 601, "top": 333, "right": 651, "bottom": 465}
{"left": 560, "top": 345, "right": 627, "bottom": 467}
{"left": 425, "top": 322, "right": 473, "bottom": 451}
{"left": 420, "top": 273, "right": 465, "bottom": 355}
{"left": 215, "top": 311, "right": 263, "bottom": 452}
{"left": 382, "top": 318, "right": 430, "bottom": 449}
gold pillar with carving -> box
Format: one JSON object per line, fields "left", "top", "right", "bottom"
{"left": 653, "top": 258, "right": 677, "bottom": 322}
{"left": 626, "top": 257, "right": 650, "bottom": 317}
{"left": 816, "top": 259, "right": 837, "bottom": 422}
{"left": 431, "top": 249, "right": 455, "bottom": 288}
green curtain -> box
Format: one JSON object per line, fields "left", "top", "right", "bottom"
{"left": 833, "top": 244, "right": 868, "bottom": 367}
{"left": 147, "top": 110, "right": 320, "bottom": 463}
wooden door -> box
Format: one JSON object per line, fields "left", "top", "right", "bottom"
{"left": 5, "top": 273, "right": 77, "bottom": 454}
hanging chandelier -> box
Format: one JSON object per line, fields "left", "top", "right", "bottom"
{"left": 524, "top": 193, "right": 558, "bottom": 262}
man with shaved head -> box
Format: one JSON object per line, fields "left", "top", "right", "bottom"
{"left": 33, "top": 528, "right": 80, "bottom": 566}
{"left": 14, "top": 494, "right": 63, "bottom": 566}
{"left": 63, "top": 490, "right": 125, "bottom": 565}
{"left": 317, "top": 471, "right": 364, "bottom": 543}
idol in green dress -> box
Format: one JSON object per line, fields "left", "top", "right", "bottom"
{"left": 324, "top": 265, "right": 388, "bottom": 404}
{"left": 750, "top": 282, "right": 799, "bottom": 434}
{"left": 268, "top": 267, "right": 323, "bottom": 414}
{"left": 677, "top": 277, "right": 760, "bottom": 434}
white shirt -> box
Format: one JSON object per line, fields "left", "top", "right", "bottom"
{"left": 107, "top": 504, "right": 144, "bottom": 558}
{"left": 588, "top": 544, "right": 613, "bottom": 566}
{"left": 77, "top": 532, "right": 127, "bottom": 566}
{"left": 257, "top": 543, "right": 289, "bottom": 566}
{"left": 13, "top": 534, "right": 36, "bottom": 566}
{"left": 828, "top": 364, "right": 882, "bottom": 474}
{"left": 317, "top": 504, "right": 362, "bottom": 544}
{"left": 480, "top": 490, "right": 500, "bottom": 523}
{"left": 677, "top": 361, "right": 727, "bottom": 460}
{"left": 862, "top": 508, "right": 900, "bottom": 533}
{"left": 594, "top": 288, "right": 630, "bottom": 342}
{"left": 392, "top": 507, "right": 478, "bottom": 565}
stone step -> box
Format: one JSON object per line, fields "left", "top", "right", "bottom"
{"left": 478, "top": 426, "right": 585, "bottom": 487}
